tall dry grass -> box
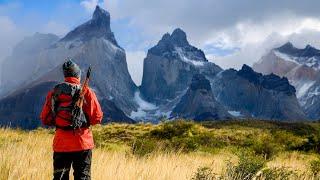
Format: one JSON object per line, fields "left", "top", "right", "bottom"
{"left": 0, "top": 128, "right": 318, "bottom": 180}
{"left": 0, "top": 128, "right": 233, "bottom": 180}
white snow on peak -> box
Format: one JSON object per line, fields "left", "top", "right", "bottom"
{"left": 296, "top": 81, "right": 315, "bottom": 99}
{"left": 134, "top": 91, "right": 157, "bottom": 110}
{"left": 102, "top": 38, "right": 122, "bottom": 53}
{"left": 273, "top": 50, "right": 299, "bottom": 64}
{"left": 228, "top": 111, "right": 242, "bottom": 117}
{"left": 175, "top": 47, "right": 205, "bottom": 66}
{"left": 130, "top": 91, "right": 158, "bottom": 120}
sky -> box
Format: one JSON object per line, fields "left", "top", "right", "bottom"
{"left": 1, "top": 0, "right": 320, "bottom": 85}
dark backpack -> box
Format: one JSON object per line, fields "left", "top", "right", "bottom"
{"left": 51, "top": 82, "right": 89, "bottom": 130}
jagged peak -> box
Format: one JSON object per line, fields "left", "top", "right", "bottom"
{"left": 160, "top": 33, "right": 171, "bottom": 41}
{"left": 240, "top": 64, "right": 254, "bottom": 72}
{"left": 282, "top": 42, "right": 294, "bottom": 48}
{"left": 171, "top": 28, "right": 188, "bottom": 45}
{"left": 60, "top": 5, "right": 118, "bottom": 45}
{"left": 237, "top": 64, "right": 295, "bottom": 95}
{"left": 274, "top": 42, "right": 296, "bottom": 52}
{"left": 93, "top": 5, "right": 110, "bottom": 20}
{"left": 158, "top": 28, "right": 189, "bottom": 47}
{"left": 305, "top": 44, "right": 313, "bottom": 49}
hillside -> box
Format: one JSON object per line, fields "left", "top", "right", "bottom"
{"left": 1, "top": 120, "right": 320, "bottom": 179}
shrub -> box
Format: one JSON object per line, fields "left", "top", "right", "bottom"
{"left": 224, "top": 151, "right": 265, "bottom": 180}
{"left": 259, "top": 167, "right": 297, "bottom": 180}
{"left": 310, "top": 159, "right": 320, "bottom": 176}
{"left": 250, "top": 137, "right": 279, "bottom": 159}
{"left": 191, "top": 166, "right": 215, "bottom": 180}
{"left": 194, "top": 132, "right": 226, "bottom": 149}
{"left": 297, "top": 134, "right": 320, "bottom": 152}
{"left": 272, "top": 130, "right": 305, "bottom": 150}
{"left": 131, "top": 138, "right": 160, "bottom": 157}
{"left": 150, "top": 120, "right": 198, "bottom": 139}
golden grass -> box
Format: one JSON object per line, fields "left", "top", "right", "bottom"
{"left": 0, "top": 127, "right": 317, "bottom": 180}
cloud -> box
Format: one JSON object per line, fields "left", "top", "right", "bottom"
{"left": 104, "top": 0, "right": 320, "bottom": 70}
{"left": 126, "top": 51, "right": 146, "bottom": 85}
{"left": 42, "top": 21, "right": 69, "bottom": 36}
{"left": 0, "top": 16, "right": 23, "bottom": 61}
{"left": 80, "top": 0, "right": 99, "bottom": 12}
{"left": 0, "top": 16, "right": 24, "bottom": 86}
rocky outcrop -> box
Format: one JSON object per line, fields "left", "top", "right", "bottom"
{"left": 140, "top": 28, "right": 222, "bottom": 104}
{"left": 253, "top": 42, "right": 320, "bottom": 119}
{"left": 172, "top": 74, "right": 231, "bottom": 121}
{"left": 61, "top": 6, "right": 118, "bottom": 45}
{"left": 211, "top": 65, "right": 307, "bottom": 121}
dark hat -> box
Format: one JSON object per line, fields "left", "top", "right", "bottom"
{"left": 62, "top": 59, "right": 81, "bottom": 78}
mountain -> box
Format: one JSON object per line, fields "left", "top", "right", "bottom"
{"left": 171, "top": 74, "right": 231, "bottom": 121}
{"left": 60, "top": 6, "right": 118, "bottom": 45}
{"left": 253, "top": 42, "right": 320, "bottom": 119}
{"left": 0, "top": 6, "right": 137, "bottom": 127}
{"left": 130, "top": 28, "right": 222, "bottom": 121}
{"left": 140, "top": 28, "right": 222, "bottom": 104}
{"left": 211, "top": 65, "right": 306, "bottom": 120}
{"left": 0, "top": 33, "right": 59, "bottom": 96}
{"left": 275, "top": 42, "right": 320, "bottom": 69}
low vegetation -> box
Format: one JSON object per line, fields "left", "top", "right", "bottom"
{"left": 0, "top": 119, "right": 320, "bottom": 179}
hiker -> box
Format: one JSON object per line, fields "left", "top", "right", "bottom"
{"left": 40, "top": 60, "right": 103, "bottom": 180}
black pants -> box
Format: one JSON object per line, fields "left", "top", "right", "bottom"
{"left": 53, "top": 150, "right": 92, "bottom": 180}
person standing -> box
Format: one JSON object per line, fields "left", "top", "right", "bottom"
{"left": 40, "top": 60, "right": 103, "bottom": 180}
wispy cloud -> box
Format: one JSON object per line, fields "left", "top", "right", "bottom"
{"left": 42, "top": 21, "right": 69, "bottom": 36}
{"left": 80, "top": 0, "right": 99, "bottom": 12}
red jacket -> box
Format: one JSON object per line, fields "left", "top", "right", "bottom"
{"left": 40, "top": 77, "right": 103, "bottom": 152}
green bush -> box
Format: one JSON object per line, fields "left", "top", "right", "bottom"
{"left": 259, "top": 167, "right": 297, "bottom": 180}
{"left": 272, "top": 130, "right": 305, "bottom": 150}
{"left": 150, "top": 120, "right": 198, "bottom": 139}
{"left": 297, "top": 134, "right": 320, "bottom": 152}
{"left": 224, "top": 151, "right": 265, "bottom": 180}
{"left": 194, "top": 132, "right": 226, "bottom": 149}
{"left": 250, "top": 137, "right": 279, "bottom": 159}
{"left": 310, "top": 159, "right": 320, "bottom": 176}
{"left": 131, "top": 138, "right": 160, "bottom": 157}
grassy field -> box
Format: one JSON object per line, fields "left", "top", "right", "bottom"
{"left": 0, "top": 120, "right": 320, "bottom": 179}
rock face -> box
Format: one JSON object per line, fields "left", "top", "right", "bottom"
{"left": 172, "top": 74, "right": 231, "bottom": 121}
{"left": 140, "top": 28, "right": 222, "bottom": 104}
{"left": 0, "top": 82, "right": 57, "bottom": 129}
{"left": 275, "top": 42, "right": 320, "bottom": 69}
{"left": 61, "top": 6, "right": 118, "bottom": 45}
{"left": 211, "top": 65, "right": 306, "bottom": 120}
{"left": 253, "top": 42, "right": 320, "bottom": 119}
{"left": 0, "top": 6, "right": 137, "bottom": 127}
{"left": 0, "top": 33, "right": 59, "bottom": 96}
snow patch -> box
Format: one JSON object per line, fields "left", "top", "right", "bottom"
{"left": 228, "top": 111, "right": 242, "bottom": 117}
{"left": 175, "top": 47, "right": 205, "bottom": 66}
{"left": 155, "top": 110, "right": 172, "bottom": 118}
{"left": 273, "top": 51, "right": 299, "bottom": 64}
{"left": 103, "top": 38, "right": 122, "bottom": 53}
{"left": 134, "top": 91, "right": 157, "bottom": 110}
{"left": 296, "top": 81, "right": 315, "bottom": 98}
{"left": 130, "top": 91, "right": 158, "bottom": 120}
{"left": 130, "top": 109, "right": 147, "bottom": 119}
